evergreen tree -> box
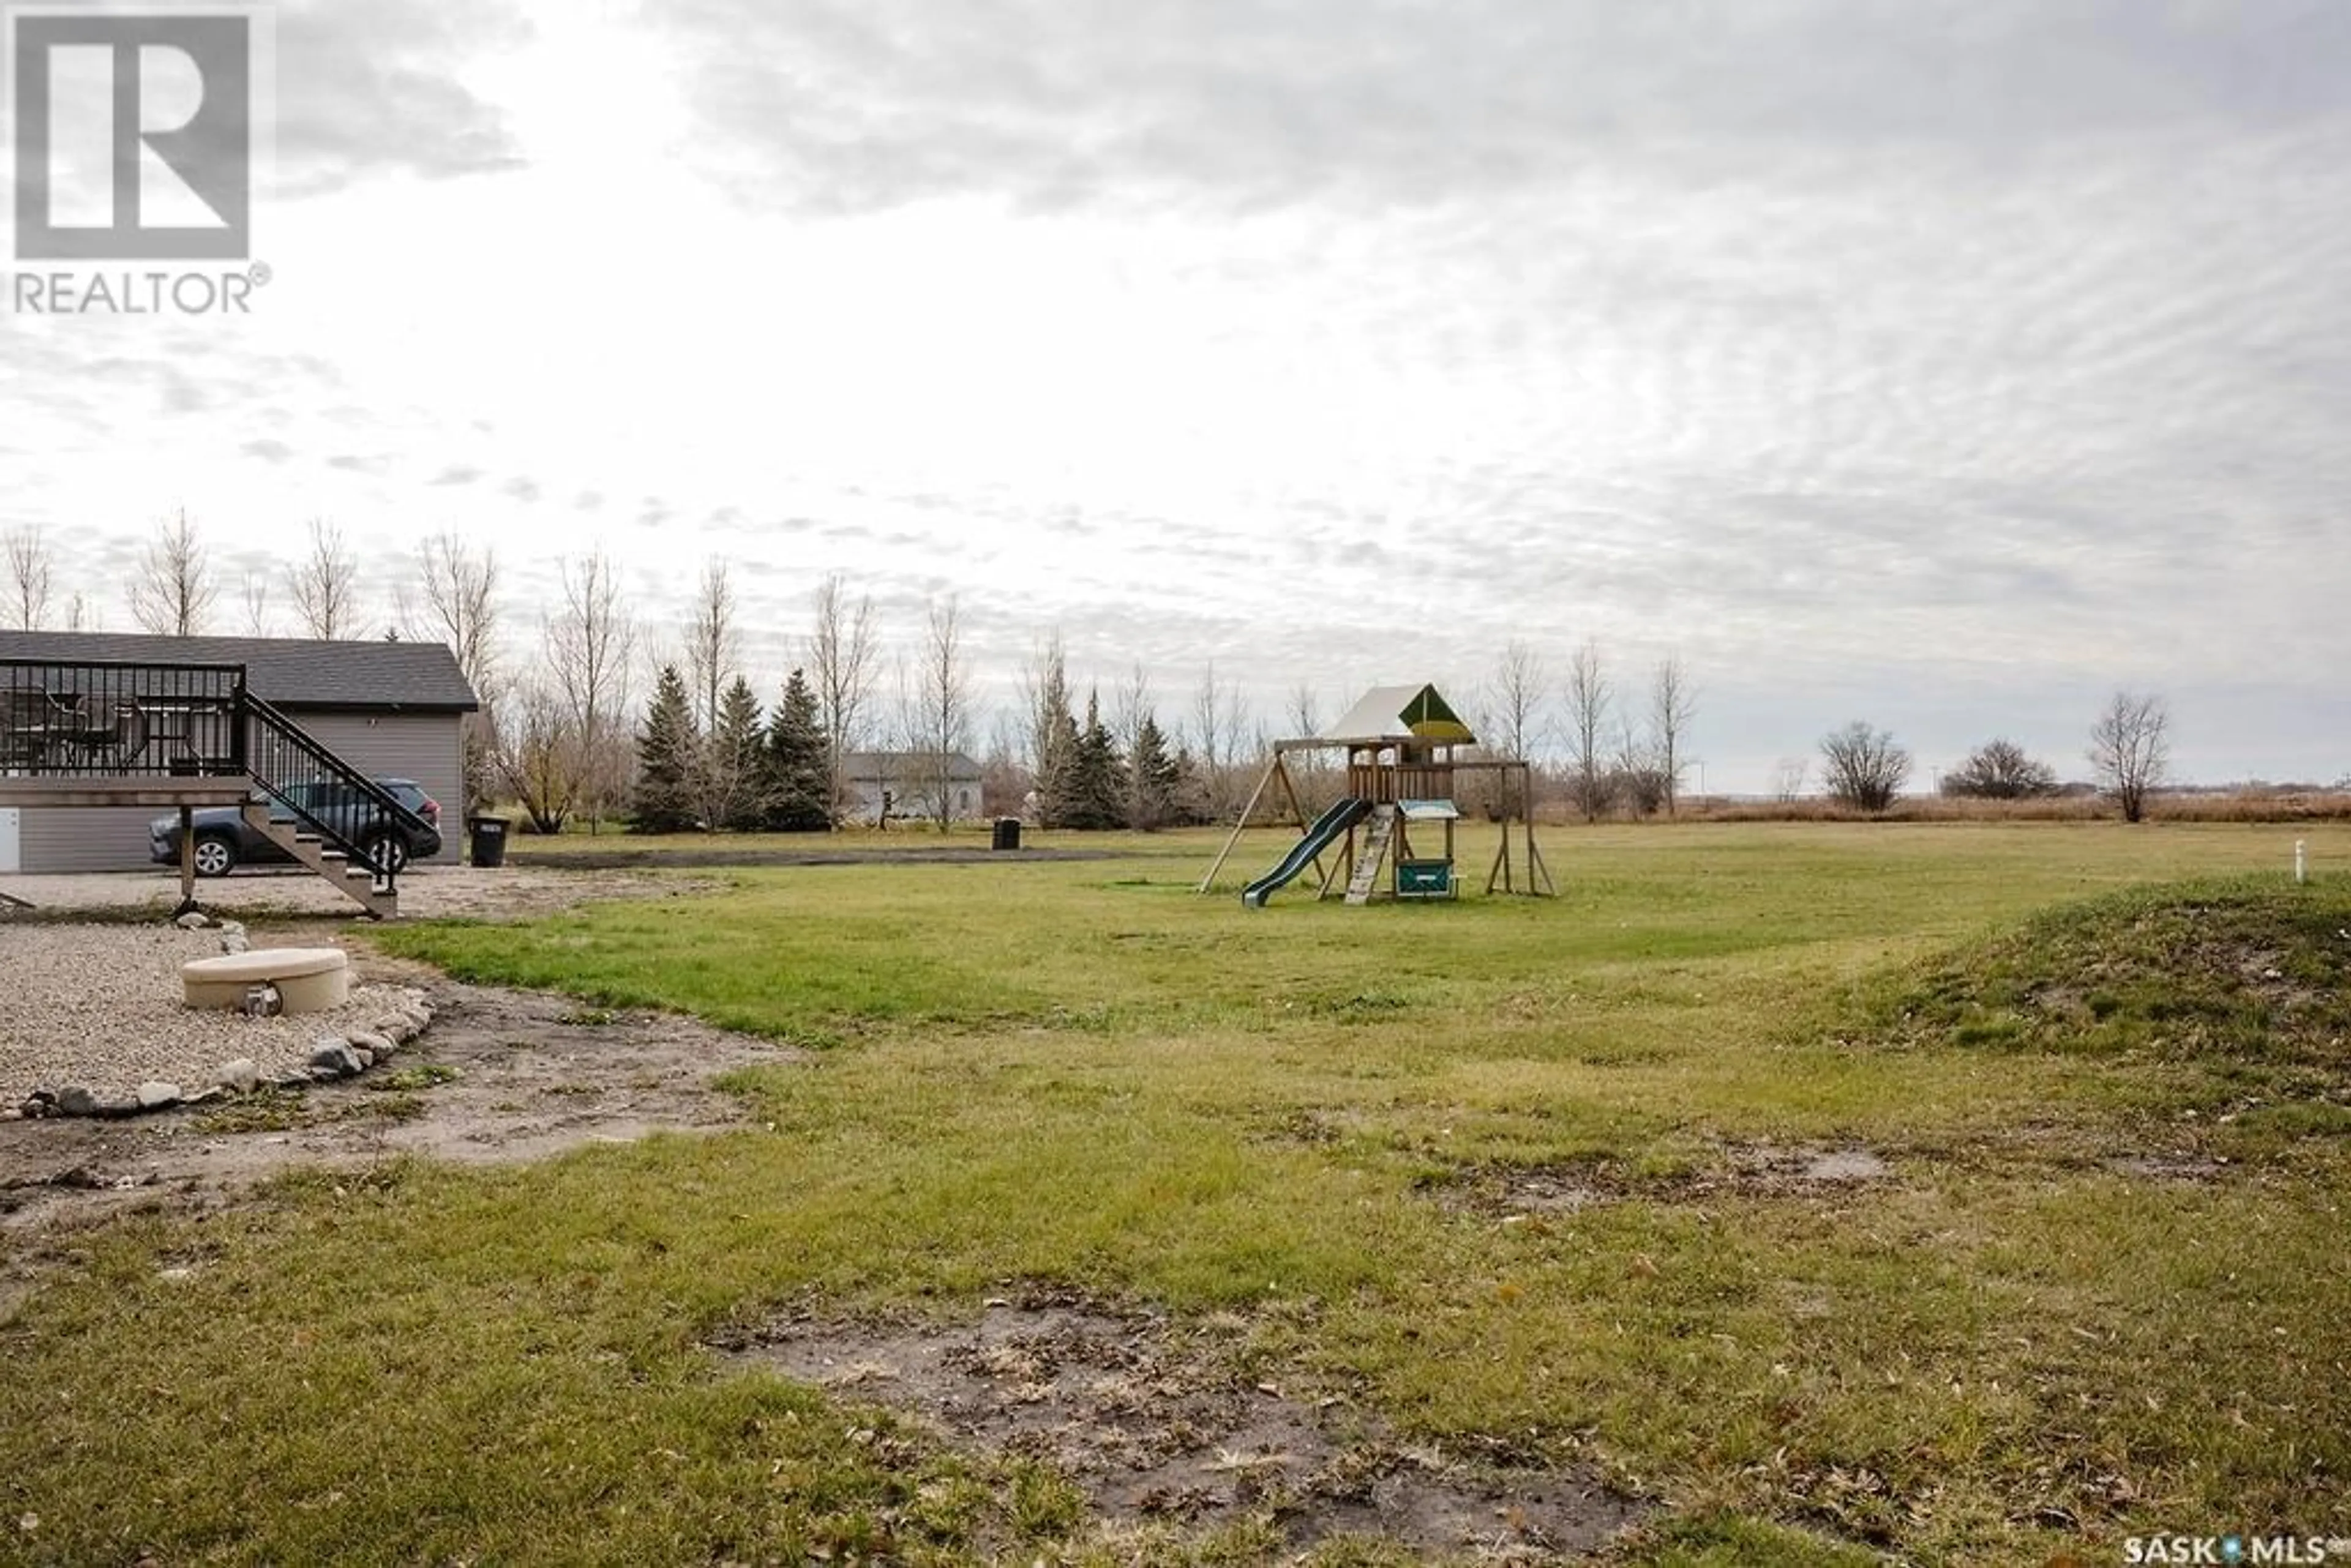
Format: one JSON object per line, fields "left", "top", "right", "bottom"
{"left": 631, "top": 663, "right": 700, "bottom": 833}
{"left": 1169, "top": 745, "right": 1212, "bottom": 826}
{"left": 1128, "top": 712, "right": 1179, "bottom": 830}
{"left": 708, "top": 675, "right": 767, "bottom": 830}
{"left": 1062, "top": 691, "right": 1125, "bottom": 830}
{"left": 1038, "top": 703, "right": 1081, "bottom": 827}
{"left": 763, "top": 667, "right": 832, "bottom": 832}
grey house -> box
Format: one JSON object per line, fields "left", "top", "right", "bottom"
{"left": 0, "top": 631, "right": 478, "bottom": 875}
{"left": 841, "top": 751, "right": 986, "bottom": 823}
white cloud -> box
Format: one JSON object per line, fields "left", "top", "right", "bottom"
{"left": 2, "top": 0, "right": 2346, "bottom": 787}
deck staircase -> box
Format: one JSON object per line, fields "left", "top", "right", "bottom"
{"left": 238, "top": 803, "right": 401, "bottom": 917}
{"left": 1343, "top": 803, "right": 1397, "bottom": 906}
{"left": 241, "top": 691, "right": 429, "bottom": 919}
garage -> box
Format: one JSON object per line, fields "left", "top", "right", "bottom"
{"left": 0, "top": 630, "right": 479, "bottom": 874}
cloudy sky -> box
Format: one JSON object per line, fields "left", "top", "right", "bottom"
{"left": 4, "top": 0, "right": 2347, "bottom": 790}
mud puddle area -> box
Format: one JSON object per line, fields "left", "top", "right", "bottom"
{"left": 714, "top": 1289, "right": 1644, "bottom": 1560}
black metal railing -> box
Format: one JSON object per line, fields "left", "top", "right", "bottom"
{"left": 0, "top": 658, "right": 246, "bottom": 777}
{"left": 242, "top": 691, "right": 435, "bottom": 897}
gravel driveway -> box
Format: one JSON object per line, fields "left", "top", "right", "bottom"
{"left": 0, "top": 866, "right": 716, "bottom": 1105}
{"left": 0, "top": 864, "right": 714, "bottom": 920}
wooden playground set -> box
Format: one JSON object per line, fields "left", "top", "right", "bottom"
{"left": 1197, "top": 683, "right": 1553, "bottom": 907}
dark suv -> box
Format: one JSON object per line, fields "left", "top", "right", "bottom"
{"left": 150, "top": 779, "right": 443, "bottom": 877}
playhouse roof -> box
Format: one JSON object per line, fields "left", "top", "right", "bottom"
{"left": 1321, "top": 684, "right": 1475, "bottom": 746}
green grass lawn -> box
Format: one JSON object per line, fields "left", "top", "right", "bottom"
{"left": 4, "top": 821, "right": 2347, "bottom": 1563}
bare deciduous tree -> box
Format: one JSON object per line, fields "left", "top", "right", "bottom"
{"left": 64, "top": 591, "right": 91, "bottom": 632}
{"left": 1188, "top": 661, "right": 1248, "bottom": 822}
{"left": 1487, "top": 640, "right": 1545, "bottom": 763}
{"left": 2088, "top": 691, "right": 2170, "bottom": 823}
{"left": 1942, "top": 738, "right": 2058, "bottom": 799}
{"left": 685, "top": 558, "right": 737, "bottom": 735}
{"left": 912, "top": 594, "right": 973, "bottom": 831}
{"left": 806, "top": 574, "right": 879, "bottom": 825}
{"left": 1283, "top": 681, "right": 1336, "bottom": 814}
{"left": 1613, "top": 719, "right": 1667, "bottom": 816}
{"left": 1650, "top": 655, "right": 1697, "bottom": 814}
{"left": 871, "top": 652, "right": 915, "bottom": 828}
{"left": 1019, "top": 631, "right": 1073, "bottom": 819}
{"left": 683, "top": 558, "right": 744, "bottom": 828}
{"left": 1113, "top": 661, "right": 1154, "bottom": 762}
{"left": 1479, "top": 640, "right": 1546, "bottom": 819}
{"left": 129, "top": 509, "right": 217, "bottom": 636}
{"left": 4, "top": 525, "right": 52, "bottom": 629}
{"left": 411, "top": 534, "right": 501, "bottom": 683}
{"left": 285, "top": 519, "right": 359, "bottom": 639}
{"left": 239, "top": 569, "right": 272, "bottom": 635}
{"left": 1772, "top": 756, "right": 1810, "bottom": 803}
{"left": 410, "top": 533, "right": 502, "bottom": 813}
{"left": 542, "top": 550, "right": 637, "bottom": 833}
{"left": 499, "top": 681, "right": 578, "bottom": 835}
{"left": 1820, "top": 721, "right": 1911, "bottom": 812}
{"left": 1564, "top": 639, "right": 1612, "bottom": 820}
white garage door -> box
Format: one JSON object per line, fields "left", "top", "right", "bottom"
{"left": 0, "top": 808, "right": 18, "bottom": 875}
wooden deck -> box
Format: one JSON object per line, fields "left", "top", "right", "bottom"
{"left": 0, "top": 775, "right": 255, "bottom": 809}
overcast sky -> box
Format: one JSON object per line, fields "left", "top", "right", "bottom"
{"left": 4, "top": 0, "right": 2347, "bottom": 790}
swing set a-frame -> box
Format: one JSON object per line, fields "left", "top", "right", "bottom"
{"left": 1196, "top": 683, "right": 1553, "bottom": 907}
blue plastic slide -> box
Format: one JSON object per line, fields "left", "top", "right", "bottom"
{"left": 1241, "top": 797, "right": 1372, "bottom": 907}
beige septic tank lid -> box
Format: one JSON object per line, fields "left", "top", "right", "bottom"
{"left": 179, "top": 947, "right": 350, "bottom": 983}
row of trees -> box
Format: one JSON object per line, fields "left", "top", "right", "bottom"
{"left": 1816, "top": 692, "right": 2173, "bottom": 820}
{"left": 1020, "top": 637, "right": 1204, "bottom": 830}
{"left": 10, "top": 511, "right": 2199, "bottom": 830}
{"left": 633, "top": 666, "right": 830, "bottom": 833}
{"left": 1484, "top": 639, "right": 1698, "bottom": 820}
{"left": 4, "top": 513, "right": 381, "bottom": 640}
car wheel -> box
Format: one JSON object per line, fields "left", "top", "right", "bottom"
{"left": 192, "top": 834, "right": 237, "bottom": 877}
{"left": 361, "top": 832, "right": 409, "bottom": 874}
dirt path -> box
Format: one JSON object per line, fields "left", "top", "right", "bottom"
{"left": 0, "top": 966, "right": 800, "bottom": 1239}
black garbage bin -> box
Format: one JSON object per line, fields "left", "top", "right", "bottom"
{"left": 468, "top": 815, "right": 511, "bottom": 868}
{"left": 991, "top": 816, "right": 1022, "bottom": 852}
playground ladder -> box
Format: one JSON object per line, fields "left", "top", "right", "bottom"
{"left": 1343, "top": 803, "right": 1397, "bottom": 906}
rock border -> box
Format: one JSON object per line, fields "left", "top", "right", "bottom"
{"left": 10, "top": 914, "right": 436, "bottom": 1122}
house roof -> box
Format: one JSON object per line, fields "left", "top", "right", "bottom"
{"left": 0, "top": 630, "right": 479, "bottom": 713}
{"left": 1321, "top": 683, "right": 1475, "bottom": 746}
{"left": 842, "top": 750, "right": 984, "bottom": 780}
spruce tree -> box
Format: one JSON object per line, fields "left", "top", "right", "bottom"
{"left": 763, "top": 667, "right": 832, "bottom": 832}
{"left": 632, "top": 663, "right": 700, "bottom": 833}
{"left": 1128, "top": 713, "right": 1179, "bottom": 830}
{"left": 1064, "top": 691, "right": 1125, "bottom": 830}
{"left": 1038, "top": 703, "right": 1081, "bottom": 827}
{"left": 1169, "top": 745, "right": 1211, "bottom": 826}
{"left": 709, "top": 675, "right": 767, "bottom": 830}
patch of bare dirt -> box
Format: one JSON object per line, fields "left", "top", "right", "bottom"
{"left": 0, "top": 967, "right": 801, "bottom": 1238}
{"left": 1423, "top": 1143, "right": 1894, "bottom": 1216}
{"left": 713, "top": 1288, "right": 1644, "bottom": 1561}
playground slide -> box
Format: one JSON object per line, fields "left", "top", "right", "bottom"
{"left": 1240, "top": 796, "right": 1372, "bottom": 908}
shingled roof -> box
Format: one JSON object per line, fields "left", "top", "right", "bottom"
{"left": 0, "top": 631, "right": 478, "bottom": 713}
